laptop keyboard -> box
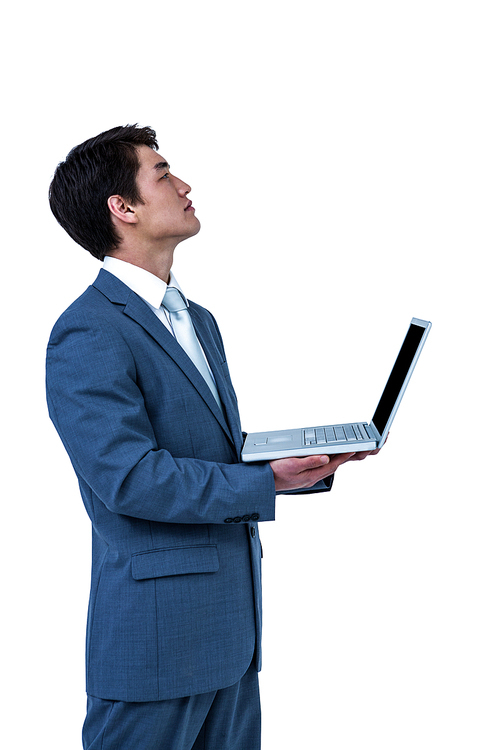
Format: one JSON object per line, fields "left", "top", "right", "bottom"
{"left": 304, "top": 424, "right": 370, "bottom": 446}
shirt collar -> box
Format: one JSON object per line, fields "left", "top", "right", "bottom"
{"left": 102, "top": 256, "right": 187, "bottom": 309}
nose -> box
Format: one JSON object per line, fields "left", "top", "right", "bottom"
{"left": 172, "top": 174, "right": 191, "bottom": 196}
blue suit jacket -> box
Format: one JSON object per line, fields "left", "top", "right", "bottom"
{"left": 46, "top": 269, "right": 330, "bottom": 702}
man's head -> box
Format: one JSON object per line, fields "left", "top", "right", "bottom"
{"left": 49, "top": 125, "right": 195, "bottom": 261}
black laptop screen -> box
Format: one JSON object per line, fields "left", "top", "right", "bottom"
{"left": 372, "top": 323, "right": 426, "bottom": 435}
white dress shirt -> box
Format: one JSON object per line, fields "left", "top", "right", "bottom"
{"left": 103, "top": 255, "right": 186, "bottom": 334}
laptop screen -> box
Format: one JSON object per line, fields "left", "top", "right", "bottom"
{"left": 372, "top": 322, "right": 426, "bottom": 436}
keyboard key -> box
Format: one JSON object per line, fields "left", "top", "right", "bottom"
{"left": 304, "top": 428, "right": 316, "bottom": 446}
{"left": 315, "top": 428, "right": 327, "bottom": 444}
{"left": 334, "top": 426, "right": 346, "bottom": 441}
{"left": 361, "top": 424, "right": 371, "bottom": 439}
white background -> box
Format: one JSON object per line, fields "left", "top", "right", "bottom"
{"left": 2, "top": 1, "right": 499, "bottom": 747}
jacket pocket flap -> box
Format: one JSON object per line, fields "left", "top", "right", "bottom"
{"left": 131, "top": 545, "right": 219, "bottom": 580}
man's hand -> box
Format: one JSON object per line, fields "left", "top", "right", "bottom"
{"left": 270, "top": 448, "right": 381, "bottom": 492}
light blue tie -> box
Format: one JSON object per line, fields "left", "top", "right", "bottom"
{"left": 162, "top": 287, "right": 222, "bottom": 411}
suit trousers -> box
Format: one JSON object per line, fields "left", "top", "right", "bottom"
{"left": 82, "top": 662, "right": 261, "bottom": 750}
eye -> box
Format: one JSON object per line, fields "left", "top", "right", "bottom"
{"left": 161, "top": 171, "right": 170, "bottom": 180}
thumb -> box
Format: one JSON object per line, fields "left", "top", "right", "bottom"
{"left": 297, "top": 454, "right": 331, "bottom": 471}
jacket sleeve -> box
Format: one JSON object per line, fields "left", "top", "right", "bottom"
{"left": 46, "top": 310, "right": 276, "bottom": 525}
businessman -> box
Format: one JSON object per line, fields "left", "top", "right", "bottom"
{"left": 46, "top": 125, "right": 379, "bottom": 750}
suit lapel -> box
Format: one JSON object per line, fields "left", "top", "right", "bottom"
{"left": 93, "top": 270, "right": 235, "bottom": 446}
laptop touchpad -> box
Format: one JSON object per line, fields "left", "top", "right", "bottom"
{"left": 268, "top": 435, "right": 293, "bottom": 444}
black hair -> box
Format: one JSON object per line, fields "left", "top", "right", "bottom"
{"left": 48, "top": 124, "right": 159, "bottom": 261}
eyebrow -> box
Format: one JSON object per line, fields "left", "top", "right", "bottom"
{"left": 153, "top": 161, "right": 170, "bottom": 172}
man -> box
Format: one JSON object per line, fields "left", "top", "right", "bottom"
{"left": 46, "top": 125, "right": 379, "bottom": 750}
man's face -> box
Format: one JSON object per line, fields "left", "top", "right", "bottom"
{"left": 131, "top": 145, "right": 201, "bottom": 247}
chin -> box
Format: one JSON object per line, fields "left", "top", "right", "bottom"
{"left": 178, "top": 219, "right": 201, "bottom": 244}
{"left": 189, "top": 217, "right": 201, "bottom": 236}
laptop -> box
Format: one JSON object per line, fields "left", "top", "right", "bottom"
{"left": 241, "top": 317, "right": 431, "bottom": 462}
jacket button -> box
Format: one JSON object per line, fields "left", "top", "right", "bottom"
{"left": 242, "top": 515, "right": 250, "bottom": 522}
{"left": 251, "top": 526, "right": 256, "bottom": 538}
{"left": 224, "top": 518, "right": 233, "bottom": 523}
{"left": 251, "top": 513, "right": 260, "bottom": 521}
{"left": 233, "top": 516, "right": 242, "bottom": 523}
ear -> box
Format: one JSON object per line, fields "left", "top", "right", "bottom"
{"left": 107, "top": 195, "right": 138, "bottom": 225}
